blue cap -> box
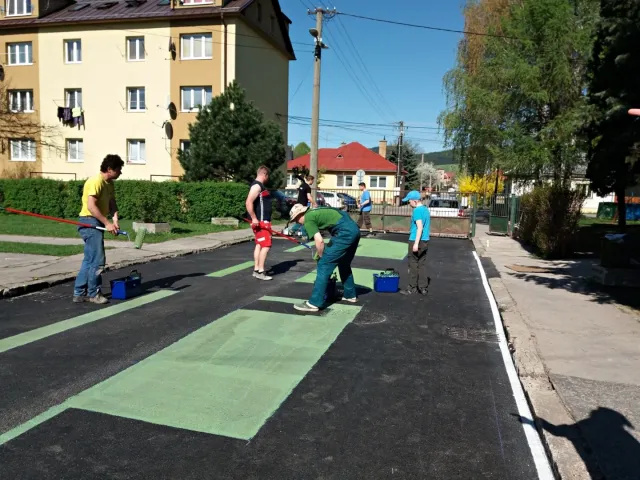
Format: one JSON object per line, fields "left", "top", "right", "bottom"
{"left": 402, "top": 190, "right": 421, "bottom": 202}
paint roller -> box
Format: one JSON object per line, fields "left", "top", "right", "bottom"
{"left": 0, "top": 207, "right": 147, "bottom": 249}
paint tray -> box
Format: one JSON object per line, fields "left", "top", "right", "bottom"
{"left": 373, "top": 269, "right": 400, "bottom": 293}
{"left": 110, "top": 270, "right": 143, "bottom": 300}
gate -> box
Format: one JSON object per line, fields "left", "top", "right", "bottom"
{"left": 317, "top": 188, "right": 476, "bottom": 239}
{"left": 489, "top": 194, "right": 521, "bottom": 236}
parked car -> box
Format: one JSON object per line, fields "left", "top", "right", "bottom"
{"left": 318, "top": 191, "right": 344, "bottom": 209}
{"left": 271, "top": 190, "right": 295, "bottom": 216}
{"left": 337, "top": 192, "right": 358, "bottom": 211}
{"left": 284, "top": 188, "right": 326, "bottom": 207}
{"left": 428, "top": 198, "right": 467, "bottom": 217}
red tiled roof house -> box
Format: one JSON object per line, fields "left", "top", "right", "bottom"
{"left": 287, "top": 140, "right": 405, "bottom": 194}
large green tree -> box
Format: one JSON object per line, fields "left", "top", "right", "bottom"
{"left": 584, "top": 0, "right": 640, "bottom": 229}
{"left": 178, "top": 80, "right": 286, "bottom": 187}
{"left": 387, "top": 139, "right": 419, "bottom": 189}
{"left": 293, "top": 142, "right": 311, "bottom": 158}
{"left": 439, "top": 0, "right": 599, "bottom": 183}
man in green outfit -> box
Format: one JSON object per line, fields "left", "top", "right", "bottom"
{"left": 288, "top": 203, "right": 361, "bottom": 312}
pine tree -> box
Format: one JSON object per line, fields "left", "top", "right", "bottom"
{"left": 178, "top": 81, "right": 286, "bottom": 187}
{"left": 584, "top": 0, "right": 640, "bottom": 229}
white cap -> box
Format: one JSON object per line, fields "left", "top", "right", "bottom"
{"left": 289, "top": 203, "right": 309, "bottom": 222}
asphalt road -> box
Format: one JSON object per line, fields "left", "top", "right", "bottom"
{"left": 0, "top": 234, "right": 547, "bottom": 479}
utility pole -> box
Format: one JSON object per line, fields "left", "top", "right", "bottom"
{"left": 308, "top": 7, "right": 334, "bottom": 202}
{"left": 396, "top": 121, "right": 405, "bottom": 194}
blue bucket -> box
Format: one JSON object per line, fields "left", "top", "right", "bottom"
{"left": 373, "top": 269, "right": 400, "bottom": 293}
{"left": 110, "top": 270, "right": 143, "bottom": 300}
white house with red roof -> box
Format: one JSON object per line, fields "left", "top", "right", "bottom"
{"left": 287, "top": 140, "right": 405, "bottom": 195}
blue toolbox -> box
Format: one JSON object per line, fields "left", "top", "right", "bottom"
{"left": 110, "top": 270, "right": 143, "bottom": 300}
{"left": 373, "top": 268, "right": 400, "bottom": 293}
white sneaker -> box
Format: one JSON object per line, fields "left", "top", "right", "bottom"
{"left": 254, "top": 271, "right": 273, "bottom": 281}
{"left": 341, "top": 297, "right": 358, "bottom": 303}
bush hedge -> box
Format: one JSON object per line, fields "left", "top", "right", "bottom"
{"left": 0, "top": 178, "right": 250, "bottom": 223}
{"left": 516, "top": 184, "right": 586, "bottom": 258}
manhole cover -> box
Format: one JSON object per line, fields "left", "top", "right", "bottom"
{"left": 506, "top": 264, "right": 553, "bottom": 274}
{"left": 443, "top": 326, "right": 498, "bottom": 343}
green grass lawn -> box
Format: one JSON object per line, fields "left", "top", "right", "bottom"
{"left": 0, "top": 241, "right": 116, "bottom": 256}
{"left": 0, "top": 214, "right": 257, "bottom": 244}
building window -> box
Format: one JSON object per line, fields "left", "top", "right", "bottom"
{"left": 10, "top": 138, "right": 36, "bottom": 161}
{"left": 67, "top": 139, "right": 84, "bottom": 163}
{"left": 337, "top": 174, "right": 353, "bottom": 187}
{"left": 7, "top": 0, "right": 32, "bottom": 16}
{"left": 127, "top": 139, "right": 146, "bottom": 164}
{"left": 65, "top": 89, "right": 82, "bottom": 108}
{"left": 127, "top": 87, "right": 146, "bottom": 112}
{"left": 8, "top": 90, "right": 34, "bottom": 112}
{"left": 370, "top": 176, "right": 387, "bottom": 188}
{"left": 180, "top": 86, "right": 212, "bottom": 112}
{"left": 180, "top": 33, "right": 212, "bottom": 60}
{"left": 64, "top": 40, "right": 82, "bottom": 64}
{"left": 287, "top": 174, "right": 298, "bottom": 186}
{"left": 127, "top": 37, "right": 145, "bottom": 61}
{"left": 7, "top": 42, "right": 32, "bottom": 65}
{"left": 180, "top": 140, "right": 191, "bottom": 151}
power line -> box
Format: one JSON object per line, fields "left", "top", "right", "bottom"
{"left": 336, "top": 11, "right": 519, "bottom": 40}
{"left": 278, "top": 113, "right": 443, "bottom": 131}
{"left": 289, "top": 62, "right": 314, "bottom": 102}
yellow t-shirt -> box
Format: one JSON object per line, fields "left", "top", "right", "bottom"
{"left": 79, "top": 174, "right": 115, "bottom": 218}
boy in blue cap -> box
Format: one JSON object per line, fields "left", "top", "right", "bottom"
{"left": 401, "top": 190, "right": 430, "bottom": 295}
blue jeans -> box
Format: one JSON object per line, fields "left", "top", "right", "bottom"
{"left": 73, "top": 216, "right": 106, "bottom": 298}
{"left": 309, "top": 211, "right": 361, "bottom": 307}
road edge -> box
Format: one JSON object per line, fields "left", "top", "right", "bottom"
{"left": 472, "top": 237, "right": 594, "bottom": 480}
{"left": 1, "top": 236, "right": 252, "bottom": 299}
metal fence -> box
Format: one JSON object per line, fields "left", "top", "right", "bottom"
{"left": 488, "top": 194, "right": 521, "bottom": 236}
{"left": 309, "top": 188, "right": 477, "bottom": 239}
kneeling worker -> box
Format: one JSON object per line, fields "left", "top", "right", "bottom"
{"left": 288, "top": 204, "right": 361, "bottom": 312}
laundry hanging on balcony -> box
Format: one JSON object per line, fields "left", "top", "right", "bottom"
{"left": 57, "top": 106, "right": 84, "bottom": 128}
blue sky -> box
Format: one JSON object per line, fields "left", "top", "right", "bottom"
{"left": 280, "top": 0, "right": 466, "bottom": 154}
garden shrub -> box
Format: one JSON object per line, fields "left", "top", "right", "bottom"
{"left": 0, "top": 178, "right": 250, "bottom": 223}
{"left": 516, "top": 184, "right": 586, "bottom": 258}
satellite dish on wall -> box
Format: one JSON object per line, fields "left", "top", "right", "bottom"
{"left": 356, "top": 169, "right": 365, "bottom": 184}
{"left": 168, "top": 102, "right": 177, "bottom": 120}
{"left": 164, "top": 121, "right": 173, "bottom": 139}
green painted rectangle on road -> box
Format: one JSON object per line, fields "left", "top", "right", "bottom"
{"left": 296, "top": 267, "right": 381, "bottom": 289}
{"left": 65, "top": 301, "right": 361, "bottom": 440}
{"left": 206, "top": 260, "right": 254, "bottom": 277}
{"left": 0, "top": 290, "right": 179, "bottom": 354}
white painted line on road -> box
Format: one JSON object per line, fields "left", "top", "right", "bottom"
{"left": 473, "top": 251, "right": 555, "bottom": 480}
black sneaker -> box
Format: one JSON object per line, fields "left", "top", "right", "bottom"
{"left": 418, "top": 288, "right": 429, "bottom": 295}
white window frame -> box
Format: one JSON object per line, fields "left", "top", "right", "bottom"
{"left": 337, "top": 174, "right": 353, "bottom": 187}
{"left": 182, "top": 0, "right": 213, "bottom": 3}
{"left": 10, "top": 138, "right": 36, "bottom": 162}
{"left": 127, "top": 87, "right": 146, "bottom": 112}
{"left": 127, "top": 36, "right": 145, "bottom": 61}
{"left": 370, "top": 176, "right": 387, "bottom": 189}
{"left": 180, "top": 33, "right": 212, "bottom": 60}
{"left": 7, "top": 42, "right": 33, "bottom": 66}
{"left": 180, "top": 86, "right": 212, "bottom": 112}
{"left": 127, "top": 139, "right": 146, "bottom": 164}
{"left": 8, "top": 89, "right": 34, "bottom": 112}
{"left": 67, "top": 139, "right": 84, "bottom": 163}
{"left": 64, "top": 39, "right": 82, "bottom": 64}
{"left": 180, "top": 140, "right": 191, "bottom": 151}
{"left": 65, "top": 89, "right": 82, "bottom": 108}
{"left": 6, "top": 0, "right": 32, "bottom": 16}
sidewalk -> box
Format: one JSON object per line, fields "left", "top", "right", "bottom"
{"left": 473, "top": 224, "right": 640, "bottom": 479}
{"left": 0, "top": 230, "right": 254, "bottom": 298}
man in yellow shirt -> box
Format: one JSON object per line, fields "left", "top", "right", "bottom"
{"left": 73, "top": 154, "right": 124, "bottom": 304}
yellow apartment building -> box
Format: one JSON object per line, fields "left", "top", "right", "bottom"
{"left": 0, "top": 0, "right": 294, "bottom": 180}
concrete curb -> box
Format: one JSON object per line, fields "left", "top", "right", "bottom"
{"left": 0, "top": 235, "right": 252, "bottom": 299}
{"left": 472, "top": 237, "right": 594, "bottom": 480}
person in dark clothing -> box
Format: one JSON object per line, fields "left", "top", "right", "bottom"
{"left": 296, "top": 174, "right": 315, "bottom": 206}
{"left": 245, "top": 165, "right": 273, "bottom": 281}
